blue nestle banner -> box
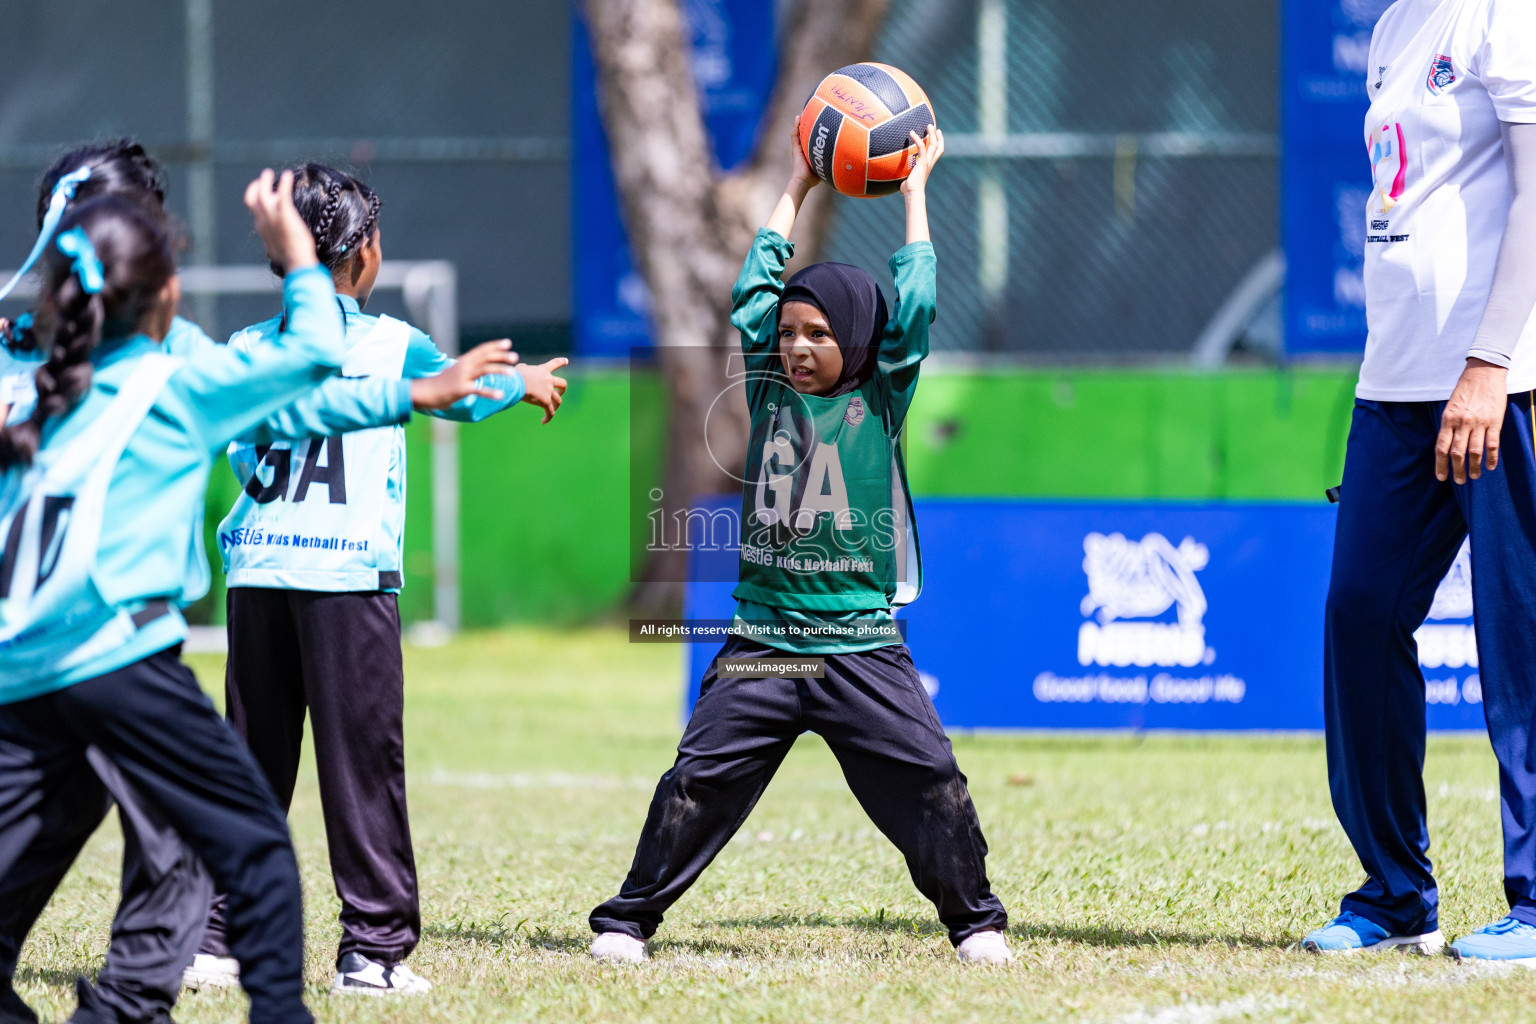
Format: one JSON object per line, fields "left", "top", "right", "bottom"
{"left": 683, "top": 498, "right": 1486, "bottom": 731}
{"left": 571, "top": 1, "right": 776, "bottom": 356}
{"left": 1281, "top": 0, "right": 1395, "bottom": 355}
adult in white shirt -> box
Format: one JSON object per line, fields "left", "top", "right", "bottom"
{"left": 1302, "top": 0, "right": 1536, "bottom": 964}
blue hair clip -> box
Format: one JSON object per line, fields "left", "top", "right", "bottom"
{"left": 55, "top": 227, "right": 105, "bottom": 295}
{"left": 0, "top": 165, "right": 93, "bottom": 304}
{"left": 7, "top": 312, "right": 33, "bottom": 345}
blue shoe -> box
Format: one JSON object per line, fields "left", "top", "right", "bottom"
{"left": 1302, "top": 910, "right": 1445, "bottom": 954}
{"left": 1450, "top": 917, "right": 1536, "bottom": 965}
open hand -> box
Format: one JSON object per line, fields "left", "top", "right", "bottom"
{"left": 410, "top": 339, "right": 521, "bottom": 411}
{"left": 1436, "top": 358, "right": 1508, "bottom": 484}
{"left": 520, "top": 357, "right": 570, "bottom": 424}
{"left": 900, "top": 124, "right": 945, "bottom": 196}
{"left": 245, "top": 170, "right": 318, "bottom": 275}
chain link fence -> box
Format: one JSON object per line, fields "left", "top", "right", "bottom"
{"left": 0, "top": 0, "right": 569, "bottom": 347}
{"left": 0, "top": 0, "right": 1281, "bottom": 360}
{"left": 826, "top": 0, "right": 1281, "bottom": 359}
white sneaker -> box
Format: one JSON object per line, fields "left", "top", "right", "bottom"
{"left": 331, "top": 952, "right": 432, "bottom": 996}
{"left": 957, "top": 930, "right": 1015, "bottom": 964}
{"left": 383, "top": 963, "right": 431, "bottom": 994}
{"left": 182, "top": 953, "right": 240, "bottom": 990}
{"left": 590, "top": 931, "right": 648, "bottom": 963}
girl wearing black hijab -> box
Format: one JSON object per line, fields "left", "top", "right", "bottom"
{"left": 589, "top": 119, "right": 1013, "bottom": 965}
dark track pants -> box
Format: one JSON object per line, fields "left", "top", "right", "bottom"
{"left": 590, "top": 638, "right": 1008, "bottom": 945}
{"left": 0, "top": 648, "right": 310, "bottom": 1024}
{"left": 88, "top": 751, "right": 212, "bottom": 1024}
{"left": 1327, "top": 395, "right": 1536, "bottom": 934}
{"left": 0, "top": 751, "right": 211, "bottom": 1024}
{"left": 204, "top": 587, "right": 417, "bottom": 966}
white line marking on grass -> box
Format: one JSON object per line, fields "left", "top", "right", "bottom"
{"left": 1189, "top": 818, "right": 1336, "bottom": 837}
{"left": 418, "top": 769, "right": 655, "bottom": 791}
{"left": 1276, "top": 964, "right": 1483, "bottom": 991}
{"left": 1133, "top": 959, "right": 1504, "bottom": 991}
{"left": 1110, "top": 996, "right": 1293, "bottom": 1024}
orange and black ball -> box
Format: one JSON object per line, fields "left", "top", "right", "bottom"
{"left": 800, "top": 63, "right": 936, "bottom": 198}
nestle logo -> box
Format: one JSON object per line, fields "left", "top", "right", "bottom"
{"left": 1078, "top": 532, "right": 1215, "bottom": 668}
{"left": 1371, "top": 219, "right": 1390, "bottom": 230}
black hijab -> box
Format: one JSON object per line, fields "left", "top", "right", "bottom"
{"left": 778, "top": 261, "right": 888, "bottom": 397}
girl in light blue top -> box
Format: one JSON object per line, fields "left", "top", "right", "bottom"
{"left": 0, "top": 172, "right": 359, "bottom": 1024}
{"left": 202, "top": 163, "right": 569, "bottom": 996}
{"left": 0, "top": 140, "right": 521, "bottom": 1022}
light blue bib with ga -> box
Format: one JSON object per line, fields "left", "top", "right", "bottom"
{"left": 219, "top": 315, "right": 412, "bottom": 592}
{"left": 0, "top": 354, "right": 181, "bottom": 697}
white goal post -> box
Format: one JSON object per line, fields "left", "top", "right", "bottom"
{"left": 0, "top": 260, "right": 463, "bottom": 634}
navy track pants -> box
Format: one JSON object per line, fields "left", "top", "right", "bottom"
{"left": 1327, "top": 394, "right": 1536, "bottom": 934}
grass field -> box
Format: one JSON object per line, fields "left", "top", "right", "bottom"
{"left": 13, "top": 626, "right": 1536, "bottom": 1023}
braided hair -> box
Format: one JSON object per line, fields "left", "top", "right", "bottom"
{"left": 0, "top": 197, "right": 175, "bottom": 468}
{"left": 9, "top": 140, "right": 170, "bottom": 354}
{"left": 36, "top": 140, "right": 166, "bottom": 229}
{"left": 278, "top": 163, "right": 381, "bottom": 276}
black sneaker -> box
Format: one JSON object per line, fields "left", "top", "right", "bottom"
{"left": 331, "top": 952, "right": 431, "bottom": 997}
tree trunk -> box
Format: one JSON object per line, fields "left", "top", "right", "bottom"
{"left": 583, "top": 0, "right": 889, "bottom": 616}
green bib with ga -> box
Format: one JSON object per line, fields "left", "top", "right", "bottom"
{"left": 733, "top": 378, "right": 921, "bottom": 613}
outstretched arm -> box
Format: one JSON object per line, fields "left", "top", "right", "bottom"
{"left": 239, "top": 377, "right": 410, "bottom": 445}
{"left": 174, "top": 171, "right": 354, "bottom": 453}
{"left": 237, "top": 340, "right": 527, "bottom": 443}
{"left": 732, "top": 117, "right": 821, "bottom": 365}
{"left": 879, "top": 245, "right": 936, "bottom": 431}
{"left": 403, "top": 333, "right": 569, "bottom": 425}
{"left": 878, "top": 126, "right": 945, "bottom": 427}
{"left": 764, "top": 115, "right": 822, "bottom": 239}
{"left": 403, "top": 333, "right": 524, "bottom": 423}
{"left": 898, "top": 124, "right": 945, "bottom": 246}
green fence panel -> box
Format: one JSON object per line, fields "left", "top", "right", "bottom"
{"left": 902, "top": 368, "right": 1356, "bottom": 500}
{"left": 456, "top": 369, "right": 659, "bottom": 626}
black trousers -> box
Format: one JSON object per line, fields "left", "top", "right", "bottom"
{"left": 590, "top": 638, "right": 1008, "bottom": 946}
{"left": 204, "top": 588, "right": 417, "bottom": 966}
{"left": 88, "top": 751, "right": 212, "bottom": 1024}
{"left": 0, "top": 750, "right": 210, "bottom": 1024}
{"left": 0, "top": 649, "right": 310, "bottom": 1024}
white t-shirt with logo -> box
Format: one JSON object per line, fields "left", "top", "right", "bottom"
{"left": 1357, "top": 0, "right": 1536, "bottom": 400}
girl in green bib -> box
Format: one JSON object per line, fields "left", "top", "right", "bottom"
{"left": 590, "top": 119, "right": 1012, "bottom": 965}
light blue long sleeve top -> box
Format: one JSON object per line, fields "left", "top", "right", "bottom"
{"left": 0, "top": 266, "right": 349, "bottom": 700}
{"left": 4, "top": 315, "right": 414, "bottom": 442}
